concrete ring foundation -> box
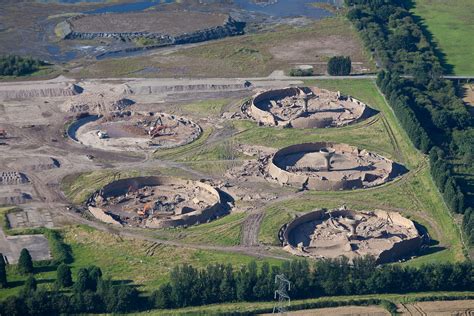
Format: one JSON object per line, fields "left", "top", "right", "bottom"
{"left": 268, "top": 142, "right": 403, "bottom": 190}
{"left": 86, "top": 176, "right": 227, "bottom": 229}
{"left": 69, "top": 111, "right": 202, "bottom": 151}
{"left": 281, "top": 208, "right": 422, "bottom": 263}
{"left": 248, "top": 87, "right": 373, "bottom": 128}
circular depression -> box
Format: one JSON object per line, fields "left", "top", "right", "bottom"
{"left": 268, "top": 142, "right": 403, "bottom": 190}
{"left": 249, "top": 87, "right": 372, "bottom": 128}
{"left": 87, "top": 176, "right": 227, "bottom": 229}
{"left": 68, "top": 111, "right": 202, "bottom": 151}
{"left": 282, "top": 209, "right": 422, "bottom": 263}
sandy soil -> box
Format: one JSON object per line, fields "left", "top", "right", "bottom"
{"left": 75, "top": 112, "right": 201, "bottom": 152}
{"left": 287, "top": 209, "right": 420, "bottom": 261}
{"left": 399, "top": 300, "right": 474, "bottom": 315}
{"left": 252, "top": 87, "right": 369, "bottom": 127}
{"left": 278, "top": 147, "right": 394, "bottom": 185}
{"left": 261, "top": 305, "right": 389, "bottom": 316}
{"left": 269, "top": 35, "right": 363, "bottom": 62}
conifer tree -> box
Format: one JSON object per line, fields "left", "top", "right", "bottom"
{"left": 0, "top": 254, "right": 7, "bottom": 288}
{"left": 18, "top": 248, "right": 33, "bottom": 275}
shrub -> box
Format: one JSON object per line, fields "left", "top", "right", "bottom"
{"left": 289, "top": 68, "right": 314, "bottom": 76}
{"left": 327, "top": 56, "right": 351, "bottom": 75}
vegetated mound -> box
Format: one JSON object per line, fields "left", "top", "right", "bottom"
{"left": 0, "top": 82, "right": 82, "bottom": 100}
{"left": 268, "top": 142, "right": 404, "bottom": 190}
{"left": 246, "top": 86, "right": 373, "bottom": 128}
{"left": 72, "top": 111, "right": 202, "bottom": 152}
{"left": 87, "top": 176, "right": 227, "bottom": 229}
{"left": 281, "top": 208, "right": 422, "bottom": 263}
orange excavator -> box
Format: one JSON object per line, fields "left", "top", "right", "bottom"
{"left": 148, "top": 117, "right": 170, "bottom": 139}
{"left": 138, "top": 202, "right": 153, "bottom": 216}
{"left": 149, "top": 125, "right": 170, "bottom": 138}
{"left": 0, "top": 129, "right": 7, "bottom": 139}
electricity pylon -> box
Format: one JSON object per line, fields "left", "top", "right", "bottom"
{"left": 273, "top": 274, "right": 291, "bottom": 314}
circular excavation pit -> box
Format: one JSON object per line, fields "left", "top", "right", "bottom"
{"left": 268, "top": 142, "right": 403, "bottom": 190}
{"left": 87, "top": 176, "right": 227, "bottom": 229}
{"left": 248, "top": 87, "right": 372, "bottom": 128}
{"left": 281, "top": 208, "right": 422, "bottom": 263}
{"left": 72, "top": 111, "right": 201, "bottom": 151}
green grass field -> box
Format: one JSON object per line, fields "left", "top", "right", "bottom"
{"left": 0, "top": 224, "right": 282, "bottom": 299}
{"left": 412, "top": 0, "right": 474, "bottom": 75}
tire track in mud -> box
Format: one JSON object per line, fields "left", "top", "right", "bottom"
{"left": 380, "top": 113, "right": 403, "bottom": 163}
{"left": 240, "top": 211, "right": 264, "bottom": 247}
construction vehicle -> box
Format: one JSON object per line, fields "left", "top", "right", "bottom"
{"left": 97, "top": 130, "right": 109, "bottom": 139}
{"left": 0, "top": 129, "right": 7, "bottom": 139}
{"left": 138, "top": 201, "right": 153, "bottom": 216}
{"left": 149, "top": 125, "right": 171, "bottom": 138}
{"left": 148, "top": 116, "right": 171, "bottom": 138}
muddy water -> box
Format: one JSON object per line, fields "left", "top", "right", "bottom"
{"left": 46, "top": 0, "right": 339, "bottom": 18}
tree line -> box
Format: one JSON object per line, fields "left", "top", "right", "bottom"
{"left": 0, "top": 257, "right": 472, "bottom": 314}
{"left": 345, "top": 0, "right": 474, "bottom": 243}
{"left": 150, "top": 258, "right": 473, "bottom": 309}
{"left": 0, "top": 55, "right": 46, "bottom": 76}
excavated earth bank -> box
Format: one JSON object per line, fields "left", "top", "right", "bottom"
{"left": 281, "top": 208, "right": 422, "bottom": 263}
{"left": 71, "top": 111, "right": 201, "bottom": 152}
{"left": 268, "top": 142, "right": 403, "bottom": 190}
{"left": 87, "top": 176, "right": 227, "bottom": 229}
{"left": 246, "top": 86, "right": 373, "bottom": 128}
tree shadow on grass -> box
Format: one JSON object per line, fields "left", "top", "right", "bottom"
{"left": 34, "top": 265, "right": 57, "bottom": 274}
{"left": 111, "top": 279, "right": 135, "bottom": 286}
{"left": 8, "top": 277, "right": 55, "bottom": 289}
{"left": 406, "top": 0, "right": 455, "bottom": 75}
